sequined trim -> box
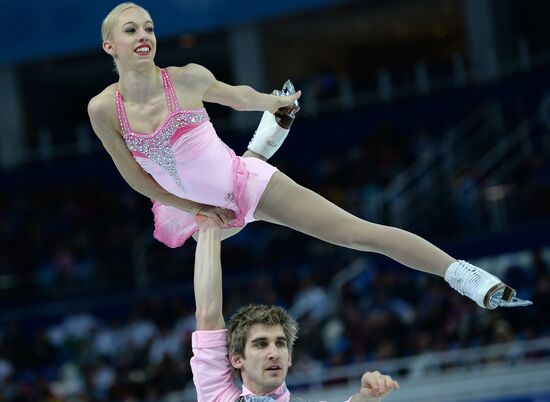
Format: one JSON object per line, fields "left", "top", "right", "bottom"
{"left": 122, "top": 110, "right": 210, "bottom": 192}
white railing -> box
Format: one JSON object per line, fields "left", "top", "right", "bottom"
{"left": 289, "top": 336, "right": 550, "bottom": 401}
{"left": 288, "top": 337, "right": 550, "bottom": 388}
{"left": 175, "top": 337, "right": 550, "bottom": 402}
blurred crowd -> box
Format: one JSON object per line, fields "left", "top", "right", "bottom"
{"left": 0, "top": 248, "right": 549, "bottom": 401}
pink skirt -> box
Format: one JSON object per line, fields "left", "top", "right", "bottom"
{"left": 151, "top": 156, "right": 277, "bottom": 248}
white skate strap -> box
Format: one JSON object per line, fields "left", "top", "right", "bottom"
{"left": 248, "top": 111, "right": 289, "bottom": 160}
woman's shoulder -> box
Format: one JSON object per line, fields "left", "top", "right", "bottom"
{"left": 88, "top": 84, "right": 117, "bottom": 121}
{"left": 166, "top": 64, "right": 215, "bottom": 87}
{"left": 166, "top": 63, "right": 210, "bottom": 75}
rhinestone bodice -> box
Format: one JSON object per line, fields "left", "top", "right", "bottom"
{"left": 121, "top": 109, "right": 210, "bottom": 192}
{"left": 115, "top": 68, "right": 210, "bottom": 192}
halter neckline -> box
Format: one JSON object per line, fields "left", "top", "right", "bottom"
{"left": 115, "top": 68, "right": 190, "bottom": 136}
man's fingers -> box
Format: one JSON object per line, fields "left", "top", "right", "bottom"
{"left": 377, "top": 376, "right": 389, "bottom": 395}
{"left": 363, "top": 372, "right": 381, "bottom": 396}
{"left": 215, "top": 215, "right": 226, "bottom": 226}
{"left": 196, "top": 207, "right": 236, "bottom": 227}
{"left": 382, "top": 375, "right": 399, "bottom": 394}
{"left": 219, "top": 209, "right": 234, "bottom": 225}
{"left": 196, "top": 213, "right": 223, "bottom": 230}
{"left": 206, "top": 211, "right": 223, "bottom": 227}
{"left": 362, "top": 371, "right": 399, "bottom": 397}
{"left": 384, "top": 376, "right": 394, "bottom": 391}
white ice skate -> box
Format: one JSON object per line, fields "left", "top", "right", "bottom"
{"left": 248, "top": 80, "right": 300, "bottom": 160}
{"left": 445, "top": 260, "right": 533, "bottom": 309}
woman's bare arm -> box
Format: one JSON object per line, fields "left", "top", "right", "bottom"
{"left": 87, "top": 93, "right": 204, "bottom": 214}
{"left": 179, "top": 63, "right": 300, "bottom": 113}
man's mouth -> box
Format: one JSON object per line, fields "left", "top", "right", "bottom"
{"left": 265, "top": 365, "right": 281, "bottom": 372}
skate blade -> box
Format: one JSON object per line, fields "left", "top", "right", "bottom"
{"left": 487, "top": 284, "right": 533, "bottom": 308}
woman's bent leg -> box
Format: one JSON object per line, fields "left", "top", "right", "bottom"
{"left": 255, "top": 172, "right": 454, "bottom": 277}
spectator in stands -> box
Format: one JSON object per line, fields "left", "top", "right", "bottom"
{"left": 88, "top": 2, "right": 530, "bottom": 310}
{"left": 191, "top": 215, "right": 400, "bottom": 401}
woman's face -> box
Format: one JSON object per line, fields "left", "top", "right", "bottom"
{"left": 104, "top": 7, "right": 157, "bottom": 67}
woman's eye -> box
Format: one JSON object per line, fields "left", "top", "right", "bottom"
{"left": 146, "top": 27, "right": 154, "bottom": 33}
{"left": 125, "top": 27, "right": 136, "bottom": 33}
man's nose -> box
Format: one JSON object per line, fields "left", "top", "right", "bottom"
{"left": 267, "top": 344, "right": 280, "bottom": 359}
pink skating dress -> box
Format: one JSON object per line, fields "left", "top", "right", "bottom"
{"left": 115, "top": 68, "right": 277, "bottom": 248}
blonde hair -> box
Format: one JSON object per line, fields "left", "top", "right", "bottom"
{"left": 227, "top": 304, "right": 299, "bottom": 380}
{"left": 101, "top": 2, "right": 151, "bottom": 41}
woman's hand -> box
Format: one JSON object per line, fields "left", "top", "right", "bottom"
{"left": 195, "top": 205, "right": 236, "bottom": 227}
{"left": 268, "top": 91, "right": 301, "bottom": 114}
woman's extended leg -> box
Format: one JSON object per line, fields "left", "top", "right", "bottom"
{"left": 254, "top": 172, "right": 453, "bottom": 276}
{"left": 254, "top": 172, "right": 533, "bottom": 309}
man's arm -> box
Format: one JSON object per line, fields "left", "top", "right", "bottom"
{"left": 191, "top": 217, "right": 242, "bottom": 402}
{"left": 194, "top": 216, "right": 225, "bottom": 330}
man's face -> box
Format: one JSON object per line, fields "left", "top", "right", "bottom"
{"left": 230, "top": 324, "right": 292, "bottom": 395}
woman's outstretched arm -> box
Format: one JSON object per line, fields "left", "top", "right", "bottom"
{"left": 177, "top": 63, "right": 301, "bottom": 113}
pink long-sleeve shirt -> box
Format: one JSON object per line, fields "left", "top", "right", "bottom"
{"left": 190, "top": 330, "right": 353, "bottom": 402}
{"left": 191, "top": 329, "right": 241, "bottom": 402}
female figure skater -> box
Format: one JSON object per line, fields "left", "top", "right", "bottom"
{"left": 87, "top": 2, "right": 531, "bottom": 310}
